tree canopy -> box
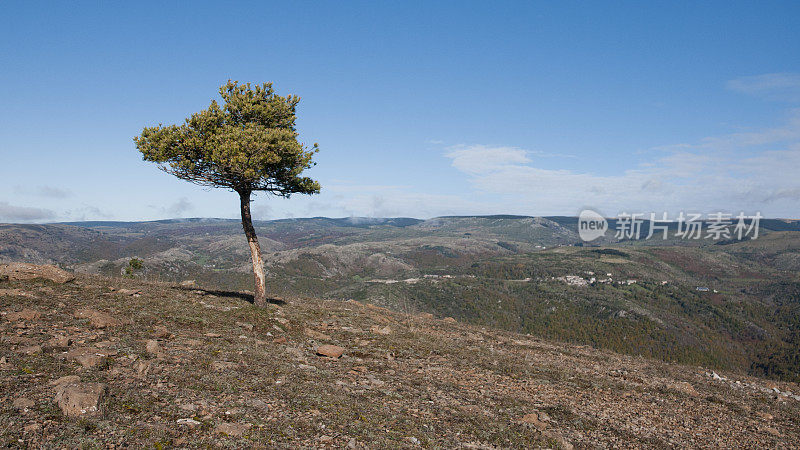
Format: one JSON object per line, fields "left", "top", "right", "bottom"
{"left": 134, "top": 80, "right": 320, "bottom": 196}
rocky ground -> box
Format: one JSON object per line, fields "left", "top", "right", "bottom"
{"left": 1, "top": 263, "right": 799, "bottom": 448}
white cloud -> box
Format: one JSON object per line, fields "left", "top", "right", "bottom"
{"left": 444, "top": 113, "right": 800, "bottom": 217}
{"left": 727, "top": 73, "right": 800, "bottom": 102}
{"left": 166, "top": 197, "right": 193, "bottom": 216}
{"left": 0, "top": 201, "right": 56, "bottom": 222}
{"left": 445, "top": 145, "right": 532, "bottom": 175}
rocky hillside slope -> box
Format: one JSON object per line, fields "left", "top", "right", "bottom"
{"left": 1, "top": 264, "right": 799, "bottom": 448}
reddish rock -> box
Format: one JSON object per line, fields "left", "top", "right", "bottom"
{"left": 519, "top": 412, "right": 548, "bottom": 431}
{"left": 5, "top": 308, "right": 41, "bottom": 322}
{"left": 18, "top": 345, "right": 42, "bottom": 355}
{"left": 54, "top": 382, "right": 106, "bottom": 417}
{"left": 64, "top": 346, "right": 109, "bottom": 368}
{"left": 316, "top": 344, "right": 345, "bottom": 359}
{"left": 74, "top": 309, "right": 122, "bottom": 329}
{"left": 371, "top": 325, "right": 392, "bottom": 335}
{"left": 145, "top": 339, "right": 161, "bottom": 354}
{"left": 153, "top": 326, "right": 172, "bottom": 339}
{"left": 44, "top": 335, "right": 72, "bottom": 350}
{"left": 13, "top": 397, "right": 36, "bottom": 411}
{"left": 0, "top": 263, "right": 75, "bottom": 284}
{"left": 304, "top": 328, "right": 332, "bottom": 341}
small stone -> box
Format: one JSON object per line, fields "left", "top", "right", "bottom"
{"left": 235, "top": 321, "right": 254, "bottom": 331}
{"left": 316, "top": 344, "right": 345, "bottom": 359}
{"left": 442, "top": 317, "right": 457, "bottom": 324}
{"left": 45, "top": 335, "right": 72, "bottom": 350}
{"left": 50, "top": 375, "right": 81, "bottom": 387}
{"left": 213, "top": 422, "right": 251, "bottom": 437}
{"left": 54, "top": 382, "right": 106, "bottom": 417}
{"left": 405, "top": 436, "right": 420, "bottom": 445}
{"left": 64, "top": 347, "right": 109, "bottom": 369}
{"left": 153, "top": 326, "right": 172, "bottom": 339}
{"left": 145, "top": 339, "right": 161, "bottom": 354}
{"left": 273, "top": 336, "right": 287, "bottom": 344}
{"left": 304, "top": 328, "right": 332, "bottom": 341}
{"left": 6, "top": 308, "right": 41, "bottom": 322}
{"left": 180, "top": 280, "right": 197, "bottom": 288}
{"left": 18, "top": 345, "right": 42, "bottom": 355}
{"left": 116, "top": 288, "right": 140, "bottom": 296}
{"left": 23, "top": 422, "right": 41, "bottom": 433}
{"left": 418, "top": 312, "right": 434, "bottom": 319}
{"left": 519, "top": 412, "right": 548, "bottom": 431}
{"left": 370, "top": 325, "right": 392, "bottom": 335}
{"left": 13, "top": 397, "right": 36, "bottom": 411}
{"left": 74, "top": 309, "right": 122, "bottom": 329}
{"left": 671, "top": 381, "right": 700, "bottom": 397}
{"left": 177, "top": 418, "right": 201, "bottom": 427}
{"left": 757, "top": 411, "right": 774, "bottom": 421}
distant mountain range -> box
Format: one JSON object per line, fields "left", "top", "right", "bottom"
{"left": 3, "top": 215, "right": 800, "bottom": 381}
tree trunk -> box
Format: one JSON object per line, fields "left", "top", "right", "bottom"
{"left": 239, "top": 190, "right": 267, "bottom": 306}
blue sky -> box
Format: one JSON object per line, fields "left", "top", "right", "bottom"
{"left": 1, "top": 1, "right": 799, "bottom": 222}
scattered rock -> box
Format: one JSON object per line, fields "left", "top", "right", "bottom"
{"left": 44, "top": 335, "right": 72, "bottom": 350}
{"left": 371, "top": 325, "right": 392, "bottom": 335}
{"left": 213, "top": 422, "right": 251, "bottom": 437}
{"left": 177, "top": 418, "right": 202, "bottom": 427}
{"left": 13, "top": 397, "right": 36, "bottom": 411}
{"left": 235, "top": 321, "right": 254, "bottom": 331}
{"left": 135, "top": 360, "right": 152, "bottom": 378}
{"left": 757, "top": 411, "right": 774, "bottom": 420}
{"left": 0, "top": 263, "right": 75, "bottom": 284}
{"left": 116, "top": 288, "right": 141, "bottom": 296}
{"left": 671, "top": 381, "right": 700, "bottom": 397}
{"left": 54, "top": 382, "right": 106, "bottom": 417}
{"left": 304, "top": 328, "right": 332, "bottom": 341}
{"left": 316, "top": 344, "right": 345, "bottom": 359}
{"left": 145, "top": 339, "right": 161, "bottom": 354}
{"left": 519, "top": 412, "right": 548, "bottom": 431}
{"left": 64, "top": 347, "right": 109, "bottom": 369}
{"left": 74, "top": 309, "right": 122, "bottom": 329}
{"left": 18, "top": 345, "right": 42, "bottom": 355}
{"left": 153, "top": 326, "right": 172, "bottom": 339}
{"left": 5, "top": 308, "right": 41, "bottom": 322}
{"left": 405, "top": 436, "right": 421, "bottom": 445}
{"left": 50, "top": 375, "right": 81, "bottom": 387}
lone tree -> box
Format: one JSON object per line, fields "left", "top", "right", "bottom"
{"left": 134, "top": 81, "right": 320, "bottom": 306}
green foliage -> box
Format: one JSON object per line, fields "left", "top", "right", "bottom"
{"left": 124, "top": 258, "right": 143, "bottom": 277}
{"left": 134, "top": 80, "right": 320, "bottom": 197}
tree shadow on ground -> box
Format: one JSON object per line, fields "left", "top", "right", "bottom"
{"left": 172, "top": 286, "right": 286, "bottom": 305}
